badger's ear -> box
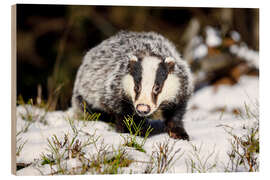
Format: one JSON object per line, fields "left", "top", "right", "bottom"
{"left": 129, "top": 55, "right": 138, "bottom": 62}
{"left": 165, "top": 57, "right": 175, "bottom": 73}
{"left": 128, "top": 55, "right": 138, "bottom": 71}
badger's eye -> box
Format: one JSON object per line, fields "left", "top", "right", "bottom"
{"left": 153, "top": 84, "right": 161, "bottom": 95}
{"left": 134, "top": 84, "right": 141, "bottom": 93}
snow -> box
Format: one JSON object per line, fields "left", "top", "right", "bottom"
{"left": 16, "top": 75, "right": 259, "bottom": 175}
{"left": 193, "top": 44, "right": 208, "bottom": 59}
{"left": 205, "top": 26, "right": 222, "bottom": 47}
{"left": 189, "top": 27, "right": 258, "bottom": 73}
{"left": 230, "top": 30, "right": 241, "bottom": 42}
{"left": 230, "top": 43, "right": 259, "bottom": 69}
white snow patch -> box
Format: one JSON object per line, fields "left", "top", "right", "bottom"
{"left": 230, "top": 44, "right": 259, "bottom": 69}
{"left": 193, "top": 44, "right": 208, "bottom": 59}
{"left": 230, "top": 30, "right": 241, "bottom": 42}
{"left": 205, "top": 26, "right": 222, "bottom": 47}
{"left": 16, "top": 166, "right": 42, "bottom": 176}
{"left": 190, "top": 75, "right": 259, "bottom": 112}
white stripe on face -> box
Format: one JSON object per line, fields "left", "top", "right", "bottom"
{"left": 122, "top": 74, "right": 136, "bottom": 101}
{"left": 135, "top": 56, "right": 161, "bottom": 114}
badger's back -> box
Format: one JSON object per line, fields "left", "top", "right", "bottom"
{"left": 72, "top": 31, "right": 191, "bottom": 114}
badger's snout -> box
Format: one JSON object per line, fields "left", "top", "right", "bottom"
{"left": 136, "top": 104, "right": 151, "bottom": 116}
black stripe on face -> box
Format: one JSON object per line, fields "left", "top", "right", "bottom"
{"left": 152, "top": 62, "right": 169, "bottom": 104}
{"left": 128, "top": 60, "right": 142, "bottom": 100}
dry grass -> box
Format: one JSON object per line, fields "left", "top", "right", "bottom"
{"left": 145, "top": 138, "right": 183, "bottom": 173}
{"left": 185, "top": 143, "right": 218, "bottom": 173}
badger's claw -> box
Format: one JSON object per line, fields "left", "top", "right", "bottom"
{"left": 168, "top": 127, "right": 190, "bottom": 141}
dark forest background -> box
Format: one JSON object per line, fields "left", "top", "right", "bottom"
{"left": 17, "top": 4, "right": 259, "bottom": 110}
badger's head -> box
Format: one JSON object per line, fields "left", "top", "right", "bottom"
{"left": 122, "top": 55, "right": 181, "bottom": 117}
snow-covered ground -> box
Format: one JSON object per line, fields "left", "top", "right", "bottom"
{"left": 16, "top": 75, "right": 259, "bottom": 175}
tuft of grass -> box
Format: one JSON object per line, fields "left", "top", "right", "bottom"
{"left": 88, "top": 143, "right": 133, "bottom": 174}
{"left": 17, "top": 95, "right": 48, "bottom": 127}
{"left": 145, "top": 138, "right": 183, "bottom": 173}
{"left": 16, "top": 136, "right": 27, "bottom": 157}
{"left": 67, "top": 116, "right": 79, "bottom": 135}
{"left": 41, "top": 132, "right": 99, "bottom": 175}
{"left": 225, "top": 127, "right": 259, "bottom": 172}
{"left": 185, "top": 143, "right": 218, "bottom": 173}
{"left": 121, "top": 115, "right": 153, "bottom": 153}
{"left": 219, "top": 102, "right": 259, "bottom": 172}
{"left": 41, "top": 153, "right": 55, "bottom": 166}
{"left": 74, "top": 101, "right": 101, "bottom": 127}
{"left": 81, "top": 101, "right": 101, "bottom": 122}
{"left": 222, "top": 123, "right": 259, "bottom": 172}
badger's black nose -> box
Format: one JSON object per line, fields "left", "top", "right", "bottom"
{"left": 136, "top": 104, "right": 151, "bottom": 116}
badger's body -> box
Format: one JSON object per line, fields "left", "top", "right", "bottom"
{"left": 72, "top": 31, "right": 193, "bottom": 140}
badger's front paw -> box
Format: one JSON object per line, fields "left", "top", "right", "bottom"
{"left": 167, "top": 126, "right": 190, "bottom": 141}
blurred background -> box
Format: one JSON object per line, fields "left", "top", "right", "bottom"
{"left": 17, "top": 4, "right": 259, "bottom": 110}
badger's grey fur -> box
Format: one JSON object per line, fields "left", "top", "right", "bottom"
{"left": 72, "top": 31, "right": 193, "bottom": 140}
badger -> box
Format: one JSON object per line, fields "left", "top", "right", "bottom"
{"left": 72, "top": 31, "right": 193, "bottom": 140}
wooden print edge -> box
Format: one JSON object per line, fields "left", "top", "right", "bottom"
{"left": 11, "top": 4, "right": 17, "bottom": 175}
